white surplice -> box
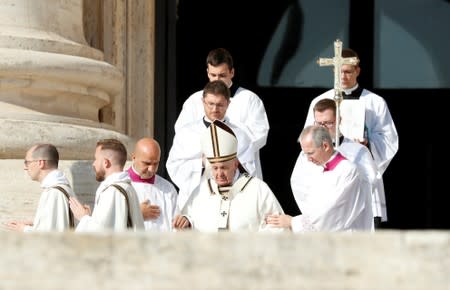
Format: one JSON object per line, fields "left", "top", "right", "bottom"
{"left": 182, "top": 172, "right": 285, "bottom": 232}
{"left": 304, "top": 86, "right": 398, "bottom": 221}
{"left": 131, "top": 173, "right": 178, "bottom": 232}
{"left": 304, "top": 86, "right": 398, "bottom": 174}
{"left": 174, "top": 85, "right": 269, "bottom": 178}
{"left": 76, "top": 171, "right": 144, "bottom": 232}
{"left": 24, "top": 170, "right": 76, "bottom": 232}
{"left": 339, "top": 140, "right": 387, "bottom": 221}
{"left": 167, "top": 116, "right": 258, "bottom": 210}
{"left": 290, "top": 152, "right": 374, "bottom": 232}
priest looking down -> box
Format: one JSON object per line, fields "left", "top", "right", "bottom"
{"left": 167, "top": 80, "right": 258, "bottom": 210}
{"left": 309, "top": 99, "right": 386, "bottom": 228}
{"left": 172, "top": 120, "right": 285, "bottom": 232}
{"left": 128, "top": 137, "right": 178, "bottom": 232}
{"left": 266, "top": 125, "right": 373, "bottom": 232}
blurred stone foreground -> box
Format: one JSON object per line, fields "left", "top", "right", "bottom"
{"left": 0, "top": 230, "right": 448, "bottom": 290}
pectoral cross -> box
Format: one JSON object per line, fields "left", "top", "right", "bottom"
{"left": 317, "top": 39, "right": 359, "bottom": 147}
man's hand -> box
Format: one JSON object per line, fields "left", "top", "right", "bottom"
{"left": 69, "top": 196, "right": 91, "bottom": 220}
{"left": 140, "top": 200, "right": 161, "bottom": 220}
{"left": 355, "top": 138, "right": 369, "bottom": 147}
{"left": 265, "top": 213, "right": 292, "bottom": 229}
{"left": 172, "top": 215, "right": 191, "bottom": 230}
{"left": 3, "top": 220, "right": 33, "bottom": 231}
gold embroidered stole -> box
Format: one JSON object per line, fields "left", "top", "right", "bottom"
{"left": 207, "top": 173, "right": 253, "bottom": 231}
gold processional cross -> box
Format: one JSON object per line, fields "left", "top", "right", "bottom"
{"left": 317, "top": 39, "right": 359, "bottom": 147}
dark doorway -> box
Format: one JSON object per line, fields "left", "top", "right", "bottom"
{"left": 157, "top": 0, "right": 449, "bottom": 229}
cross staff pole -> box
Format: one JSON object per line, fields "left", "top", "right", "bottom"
{"left": 316, "top": 39, "right": 359, "bottom": 147}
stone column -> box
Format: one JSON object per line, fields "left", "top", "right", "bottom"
{"left": 0, "top": 0, "right": 135, "bottom": 225}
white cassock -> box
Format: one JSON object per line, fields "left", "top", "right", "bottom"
{"left": 304, "top": 86, "right": 399, "bottom": 174}
{"left": 167, "top": 116, "right": 258, "bottom": 210}
{"left": 182, "top": 172, "right": 286, "bottom": 232}
{"left": 76, "top": 171, "right": 144, "bottom": 232}
{"left": 338, "top": 140, "right": 387, "bottom": 221}
{"left": 290, "top": 152, "right": 374, "bottom": 232}
{"left": 174, "top": 85, "right": 269, "bottom": 178}
{"left": 130, "top": 174, "right": 178, "bottom": 232}
{"left": 304, "top": 86, "right": 398, "bottom": 221}
{"left": 24, "top": 170, "right": 76, "bottom": 232}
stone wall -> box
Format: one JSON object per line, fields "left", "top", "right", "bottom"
{"left": 0, "top": 230, "right": 448, "bottom": 290}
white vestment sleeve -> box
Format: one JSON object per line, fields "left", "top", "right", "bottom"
{"left": 166, "top": 125, "right": 204, "bottom": 209}
{"left": 227, "top": 88, "right": 270, "bottom": 151}
{"left": 76, "top": 186, "right": 128, "bottom": 232}
{"left": 31, "top": 188, "right": 71, "bottom": 232}
{"left": 292, "top": 160, "right": 372, "bottom": 232}
{"left": 174, "top": 91, "right": 203, "bottom": 132}
{"left": 363, "top": 93, "right": 398, "bottom": 174}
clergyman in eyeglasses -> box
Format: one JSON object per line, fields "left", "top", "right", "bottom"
{"left": 312, "top": 98, "right": 385, "bottom": 229}
{"left": 166, "top": 80, "right": 258, "bottom": 210}
{"left": 4, "top": 144, "right": 76, "bottom": 232}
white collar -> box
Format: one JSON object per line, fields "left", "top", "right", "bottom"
{"left": 343, "top": 84, "right": 359, "bottom": 95}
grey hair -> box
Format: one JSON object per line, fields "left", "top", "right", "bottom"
{"left": 299, "top": 125, "right": 333, "bottom": 148}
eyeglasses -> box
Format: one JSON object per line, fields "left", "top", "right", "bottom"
{"left": 314, "top": 121, "right": 335, "bottom": 128}
{"left": 24, "top": 160, "right": 39, "bottom": 166}
{"left": 341, "top": 69, "right": 357, "bottom": 75}
{"left": 203, "top": 100, "right": 227, "bottom": 110}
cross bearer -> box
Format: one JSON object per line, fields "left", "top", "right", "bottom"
{"left": 316, "top": 39, "right": 359, "bottom": 146}
{"left": 303, "top": 43, "right": 399, "bottom": 228}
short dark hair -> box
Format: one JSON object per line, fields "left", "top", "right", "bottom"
{"left": 96, "top": 139, "right": 128, "bottom": 167}
{"left": 342, "top": 48, "right": 360, "bottom": 66}
{"left": 202, "top": 80, "right": 231, "bottom": 101}
{"left": 313, "top": 99, "right": 336, "bottom": 115}
{"left": 31, "top": 144, "right": 59, "bottom": 168}
{"left": 206, "top": 48, "right": 234, "bottom": 70}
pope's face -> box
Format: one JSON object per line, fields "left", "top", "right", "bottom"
{"left": 210, "top": 159, "right": 238, "bottom": 187}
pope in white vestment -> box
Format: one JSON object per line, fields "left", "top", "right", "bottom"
{"left": 167, "top": 116, "right": 257, "bottom": 210}
{"left": 76, "top": 171, "right": 144, "bottom": 232}
{"left": 183, "top": 172, "right": 284, "bottom": 232}
{"left": 25, "top": 170, "right": 76, "bottom": 232}
{"left": 173, "top": 120, "right": 285, "bottom": 233}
